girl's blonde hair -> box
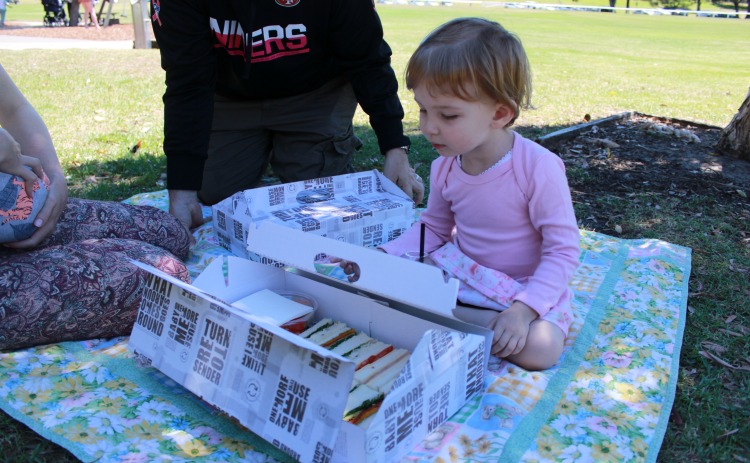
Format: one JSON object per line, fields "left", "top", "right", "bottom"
{"left": 405, "top": 17, "right": 532, "bottom": 126}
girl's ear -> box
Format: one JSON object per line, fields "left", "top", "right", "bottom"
{"left": 491, "top": 103, "right": 516, "bottom": 128}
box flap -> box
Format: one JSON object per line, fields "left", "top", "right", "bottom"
{"left": 372, "top": 169, "right": 412, "bottom": 201}
{"left": 332, "top": 328, "right": 487, "bottom": 463}
{"left": 128, "top": 259, "right": 357, "bottom": 461}
{"left": 192, "top": 255, "right": 287, "bottom": 303}
{"left": 246, "top": 221, "right": 460, "bottom": 317}
{"left": 241, "top": 169, "right": 411, "bottom": 216}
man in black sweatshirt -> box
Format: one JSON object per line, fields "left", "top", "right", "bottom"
{"left": 151, "top": 0, "right": 423, "bottom": 231}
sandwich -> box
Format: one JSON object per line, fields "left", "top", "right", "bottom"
{"left": 300, "top": 318, "right": 412, "bottom": 428}
{"left": 343, "top": 340, "right": 393, "bottom": 370}
{"left": 300, "top": 319, "right": 356, "bottom": 348}
{"left": 353, "top": 348, "right": 410, "bottom": 392}
{"left": 300, "top": 318, "right": 333, "bottom": 338}
{"left": 330, "top": 332, "right": 373, "bottom": 357}
{"left": 343, "top": 384, "right": 384, "bottom": 425}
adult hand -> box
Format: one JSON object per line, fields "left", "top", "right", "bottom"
{"left": 383, "top": 147, "right": 425, "bottom": 205}
{"left": 5, "top": 170, "right": 68, "bottom": 249}
{"left": 489, "top": 301, "right": 539, "bottom": 358}
{"left": 0, "top": 128, "right": 45, "bottom": 197}
{"left": 169, "top": 189, "right": 206, "bottom": 234}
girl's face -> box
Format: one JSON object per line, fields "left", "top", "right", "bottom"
{"left": 413, "top": 84, "right": 512, "bottom": 164}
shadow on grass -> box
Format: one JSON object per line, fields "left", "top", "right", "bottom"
{"left": 0, "top": 411, "right": 78, "bottom": 463}
{"left": 65, "top": 151, "right": 166, "bottom": 201}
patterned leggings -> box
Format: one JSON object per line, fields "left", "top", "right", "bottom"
{"left": 0, "top": 199, "right": 191, "bottom": 351}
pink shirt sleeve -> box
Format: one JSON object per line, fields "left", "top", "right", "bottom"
{"left": 511, "top": 152, "right": 580, "bottom": 318}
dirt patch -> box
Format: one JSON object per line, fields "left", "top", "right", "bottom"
{"left": 0, "top": 21, "right": 141, "bottom": 41}
{"left": 543, "top": 113, "right": 750, "bottom": 185}
{"left": 538, "top": 113, "right": 750, "bottom": 235}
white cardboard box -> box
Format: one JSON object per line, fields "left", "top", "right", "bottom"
{"left": 212, "top": 170, "right": 416, "bottom": 264}
{"left": 128, "top": 223, "right": 491, "bottom": 463}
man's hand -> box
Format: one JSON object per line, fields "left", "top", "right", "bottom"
{"left": 383, "top": 147, "right": 425, "bottom": 205}
{"left": 489, "top": 301, "right": 539, "bottom": 358}
{"left": 169, "top": 189, "right": 206, "bottom": 235}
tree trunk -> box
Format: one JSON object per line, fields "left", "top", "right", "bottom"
{"left": 717, "top": 87, "right": 750, "bottom": 161}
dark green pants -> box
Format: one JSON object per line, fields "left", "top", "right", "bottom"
{"left": 199, "top": 77, "right": 362, "bottom": 205}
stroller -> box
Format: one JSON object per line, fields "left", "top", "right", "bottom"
{"left": 42, "top": 0, "right": 67, "bottom": 27}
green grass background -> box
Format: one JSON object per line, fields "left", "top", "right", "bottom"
{"left": 3, "top": 0, "right": 742, "bottom": 23}
{"left": 0, "top": 3, "right": 749, "bottom": 462}
{"left": 3, "top": 4, "right": 748, "bottom": 199}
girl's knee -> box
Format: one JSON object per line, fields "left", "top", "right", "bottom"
{"left": 507, "top": 321, "right": 565, "bottom": 371}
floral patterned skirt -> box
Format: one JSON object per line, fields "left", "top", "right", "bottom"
{"left": 430, "top": 241, "right": 573, "bottom": 336}
{"left": 0, "top": 199, "right": 191, "bottom": 351}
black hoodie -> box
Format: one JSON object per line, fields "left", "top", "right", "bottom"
{"left": 151, "top": 0, "right": 408, "bottom": 191}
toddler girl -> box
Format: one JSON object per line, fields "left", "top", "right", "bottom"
{"left": 380, "top": 18, "right": 580, "bottom": 370}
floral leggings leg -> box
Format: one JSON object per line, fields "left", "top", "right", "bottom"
{"left": 0, "top": 199, "right": 192, "bottom": 351}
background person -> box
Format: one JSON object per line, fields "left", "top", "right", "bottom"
{"left": 0, "top": 64, "right": 190, "bottom": 351}
{"left": 79, "top": 0, "right": 99, "bottom": 29}
{"left": 0, "top": 0, "right": 7, "bottom": 28}
{"left": 66, "top": 0, "right": 80, "bottom": 26}
{"left": 150, "top": 0, "right": 424, "bottom": 232}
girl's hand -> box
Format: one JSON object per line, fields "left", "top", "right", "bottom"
{"left": 0, "top": 128, "right": 45, "bottom": 197}
{"left": 489, "top": 301, "right": 539, "bottom": 358}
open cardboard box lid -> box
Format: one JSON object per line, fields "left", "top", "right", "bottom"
{"left": 246, "top": 221, "right": 460, "bottom": 317}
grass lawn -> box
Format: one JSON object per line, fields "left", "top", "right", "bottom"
{"left": 0, "top": 4, "right": 748, "bottom": 462}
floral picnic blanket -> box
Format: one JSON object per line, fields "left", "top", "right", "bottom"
{"left": 0, "top": 190, "right": 690, "bottom": 463}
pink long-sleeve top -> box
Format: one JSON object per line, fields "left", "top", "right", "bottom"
{"left": 381, "top": 133, "right": 581, "bottom": 318}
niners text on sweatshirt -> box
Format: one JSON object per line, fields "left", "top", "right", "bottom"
{"left": 151, "top": 0, "right": 408, "bottom": 191}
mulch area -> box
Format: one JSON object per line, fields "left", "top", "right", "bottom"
{"left": 538, "top": 113, "right": 750, "bottom": 236}
{"left": 0, "top": 21, "right": 143, "bottom": 41}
